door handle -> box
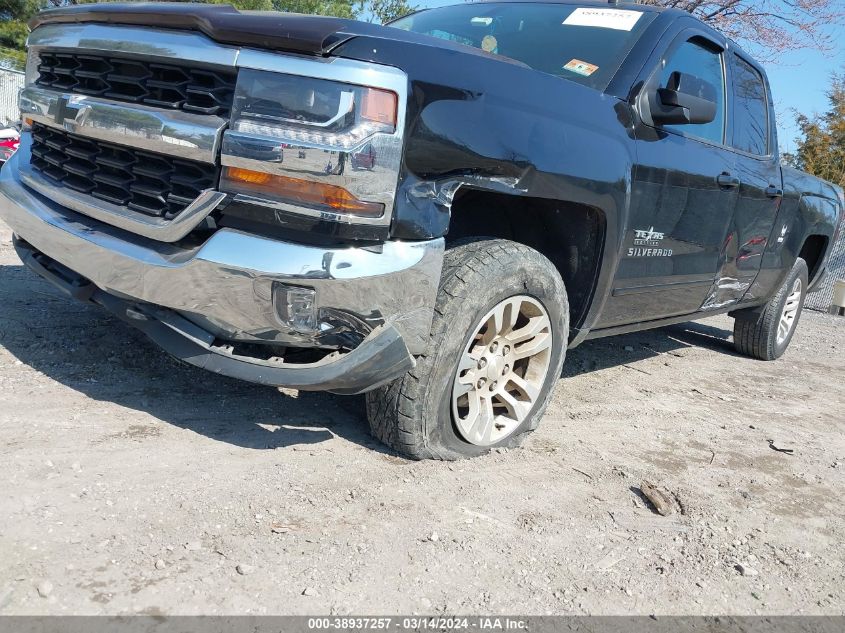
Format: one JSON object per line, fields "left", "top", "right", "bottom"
{"left": 765, "top": 185, "right": 784, "bottom": 199}
{"left": 717, "top": 173, "right": 741, "bottom": 188}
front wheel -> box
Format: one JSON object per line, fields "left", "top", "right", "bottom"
{"left": 365, "top": 238, "right": 568, "bottom": 460}
{"left": 732, "top": 257, "right": 808, "bottom": 361}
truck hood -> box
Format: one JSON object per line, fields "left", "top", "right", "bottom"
{"left": 29, "top": 2, "right": 445, "bottom": 57}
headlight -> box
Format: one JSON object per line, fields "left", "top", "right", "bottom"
{"left": 229, "top": 70, "right": 396, "bottom": 146}
{"left": 220, "top": 68, "right": 404, "bottom": 226}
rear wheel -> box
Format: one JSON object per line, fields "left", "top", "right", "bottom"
{"left": 365, "top": 238, "right": 568, "bottom": 460}
{"left": 732, "top": 257, "right": 808, "bottom": 360}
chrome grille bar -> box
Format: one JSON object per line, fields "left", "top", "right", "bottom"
{"left": 19, "top": 85, "right": 227, "bottom": 164}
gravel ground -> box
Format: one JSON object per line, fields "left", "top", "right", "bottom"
{"left": 0, "top": 219, "right": 843, "bottom": 616}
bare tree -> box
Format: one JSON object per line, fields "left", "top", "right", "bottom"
{"left": 640, "top": 0, "right": 845, "bottom": 60}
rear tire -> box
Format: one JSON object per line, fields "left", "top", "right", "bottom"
{"left": 732, "top": 257, "right": 808, "bottom": 361}
{"left": 365, "top": 238, "right": 568, "bottom": 460}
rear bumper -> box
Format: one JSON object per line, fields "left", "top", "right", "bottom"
{"left": 0, "top": 149, "right": 444, "bottom": 393}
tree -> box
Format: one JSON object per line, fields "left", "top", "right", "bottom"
{"left": 68, "top": 0, "right": 358, "bottom": 15}
{"left": 0, "top": 20, "right": 29, "bottom": 52}
{"left": 783, "top": 71, "right": 845, "bottom": 189}
{"left": 207, "top": 0, "right": 273, "bottom": 9}
{"left": 210, "top": 0, "right": 359, "bottom": 18}
{"left": 359, "top": 0, "right": 415, "bottom": 24}
{"left": 0, "top": 0, "right": 41, "bottom": 19}
{"left": 0, "top": 0, "right": 40, "bottom": 68}
{"left": 640, "top": 0, "right": 845, "bottom": 61}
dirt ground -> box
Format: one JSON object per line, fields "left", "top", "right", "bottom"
{"left": 0, "top": 219, "right": 843, "bottom": 616}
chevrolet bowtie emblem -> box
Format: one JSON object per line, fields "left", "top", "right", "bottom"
{"left": 53, "top": 96, "right": 84, "bottom": 125}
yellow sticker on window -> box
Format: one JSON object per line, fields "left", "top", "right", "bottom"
{"left": 564, "top": 59, "right": 599, "bottom": 77}
{"left": 481, "top": 35, "right": 498, "bottom": 53}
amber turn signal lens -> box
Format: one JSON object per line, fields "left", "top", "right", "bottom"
{"left": 361, "top": 87, "right": 397, "bottom": 129}
{"left": 227, "top": 167, "right": 272, "bottom": 185}
{"left": 224, "top": 167, "right": 384, "bottom": 217}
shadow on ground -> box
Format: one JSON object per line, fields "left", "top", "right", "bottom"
{"left": 0, "top": 263, "right": 381, "bottom": 453}
{"left": 0, "top": 263, "right": 737, "bottom": 451}
{"left": 562, "top": 318, "right": 738, "bottom": 379}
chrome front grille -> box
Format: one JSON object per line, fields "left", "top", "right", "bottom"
{"left": 30, "top": 123, "right": 220, "bottom": 218}
{"left": 21, "top": 22, "right": 408, "bottom": 239}
{"left": 36, "top": 52, "right": 237, "bottom": 117}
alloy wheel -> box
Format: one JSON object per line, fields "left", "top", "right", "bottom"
{"left": 451, "top": 295, "right": 553, "bottom": 446}
{"left": 777, "top": 277, "right": 803, "bottom": 345}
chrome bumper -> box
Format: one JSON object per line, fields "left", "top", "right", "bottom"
{"left": 0, "top": 149, "right": 444, "bottom": 392}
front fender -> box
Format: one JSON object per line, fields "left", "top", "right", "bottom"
{"left": 332, "top": 36, "right": 635, "bottom": 244}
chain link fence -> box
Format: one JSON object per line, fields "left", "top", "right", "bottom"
{"left": 0, "top": 67, "right": 25, "bottom": 127}
{"left": 806, "top": 214, "right": 845, "bottom": 313}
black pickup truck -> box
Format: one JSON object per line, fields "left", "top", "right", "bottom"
{"left": 1, "top": 1, "right": 842, "bottom": 459}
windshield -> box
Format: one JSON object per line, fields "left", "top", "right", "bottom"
{"left": 389, "top": 3, "right": 656, "bottom": 90}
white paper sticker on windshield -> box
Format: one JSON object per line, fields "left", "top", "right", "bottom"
{"left": 563, "top": 7, "right": 643, "bottom": 31}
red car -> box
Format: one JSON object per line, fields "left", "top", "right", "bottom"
{"left": 0, "top": 127, "right": 20, "bottom": 166}
{"left": 351, "top": 143, "right": 376, "bottom": 170}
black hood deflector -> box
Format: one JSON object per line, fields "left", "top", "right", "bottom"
{"left": 29, "top": 3, "right": 520, "bottom": 62}
{"left": 28, "top": 2, "right": 392, "bottom": 56}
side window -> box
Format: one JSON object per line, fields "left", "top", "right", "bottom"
{"left": 732, "top": 56, "right": 769, "bottom": 155}
{"left": 658, "top": 38, "right": 726, "bottom": 145}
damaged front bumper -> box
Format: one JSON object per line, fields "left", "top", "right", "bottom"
{"left": 0, "top": 150, "right": 444, "bottom": 394}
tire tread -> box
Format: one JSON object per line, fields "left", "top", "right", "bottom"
{"left": 732, "top": 258, "right": 807, "bottom": 361}
{"left": 366, "top": 238, "right": 567, "bottom": 460}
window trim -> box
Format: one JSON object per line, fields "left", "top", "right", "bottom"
{"left": 632, "top": 24, "right": 779, "bottom": 162}
{"left": 659, "top": 37, "right": 727, "bottom": 146}
{"left": 638, "top": 30, "right": 729, "bottom": 148}
{"left": 729, "top": 52, "right": 775, "bottom": 160}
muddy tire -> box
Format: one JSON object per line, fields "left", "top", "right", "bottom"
{"left": 732, "top": 257, "right": 808, "bottom": 361}
{"left": 365, "top": 238, "right": 568, "bottom": 460}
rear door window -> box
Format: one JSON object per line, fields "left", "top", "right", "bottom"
{"left": 731, "top": 55, "right": 770, "bottom": 155}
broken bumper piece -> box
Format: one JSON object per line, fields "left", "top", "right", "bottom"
{"left": 12, "top": 236, "right": 416, "bottom": 395}
{"left": 0, "top": 148, "right": 444, "bottom": 394}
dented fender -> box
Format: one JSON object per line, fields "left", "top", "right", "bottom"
{"left": 333, "top": 36, "right": 634, "bottom": 244}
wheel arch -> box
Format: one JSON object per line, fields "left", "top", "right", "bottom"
{"left": 783, "top": 187, "right": 841, "bottom": 288}
{"left": 445, "top": 188, "right": 606, "bottom": 336}
{"left": 798, "top": 234, "right": 829, "bottom": 286}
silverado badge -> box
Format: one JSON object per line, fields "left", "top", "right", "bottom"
{"left": 629, "top": 227, "right": 672, "bottom": 257}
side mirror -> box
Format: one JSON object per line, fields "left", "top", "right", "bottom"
{"left": 652, "top": 71, "right": 717, "bottom": 125}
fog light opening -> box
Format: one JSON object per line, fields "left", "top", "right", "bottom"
{"left": 273, "top": 284, "right": 319, "bottom": 334}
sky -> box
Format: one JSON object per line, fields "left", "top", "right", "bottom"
{"left": 766, "top": 43, "right": 844, "bottom": 154}
{"left": 410, "top": 0, "right": 845, "bottom": 156}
